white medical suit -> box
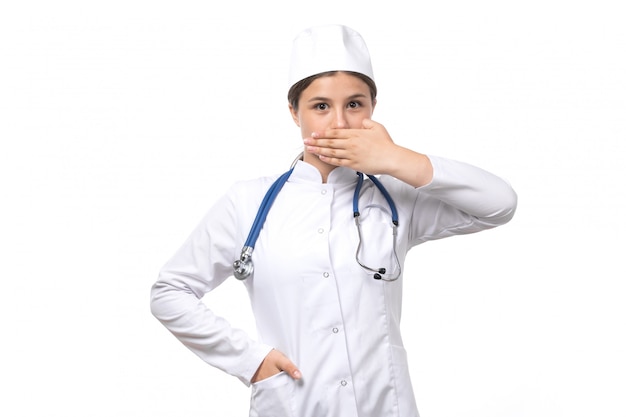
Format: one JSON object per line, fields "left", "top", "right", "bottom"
{"left": 150, "top": 155, "right": 517, "bottom": 417}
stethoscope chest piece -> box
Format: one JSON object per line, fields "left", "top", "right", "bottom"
{"left": 232, "top": 169, "right": 294, "bottom": 280}
{"left": 233, "top": 246, "right": 254, "bottom": 280}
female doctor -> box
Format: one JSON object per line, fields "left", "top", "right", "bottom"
{"left": 150, "top": 24, "right": 517, "bottom": 417}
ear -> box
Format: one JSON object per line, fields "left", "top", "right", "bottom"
{"left": 288, "top": 104, "right": 300, "bottom": 127}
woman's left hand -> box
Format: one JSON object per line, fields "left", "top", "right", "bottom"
{"left": 303, "top": 119, "right": 433, "bottom": 188}
{"left": 304, "top": 119, "right": 395, "bottom": 175}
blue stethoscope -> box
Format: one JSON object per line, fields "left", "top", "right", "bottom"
{"left": 233, "top": 167, "right": 401, "bottom": 281}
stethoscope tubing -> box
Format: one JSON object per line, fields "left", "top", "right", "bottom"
{"left": 243, "top": 168, "right": 294, "bottom": 249}
{"left": 353, "top": 172, "right": 398, "bottom": 225}
{"left": 353, "top": 172, "right": 401, "bottom": 280}
{"left": 233, "top": 168, "right": 401, "bottom": 281}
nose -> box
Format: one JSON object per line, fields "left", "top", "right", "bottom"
{"left": 331, "top": 109, "right": 348, "bottom": 129}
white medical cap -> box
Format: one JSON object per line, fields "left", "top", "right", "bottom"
{"left": 288, "top": 24, "right": 375, "bottom": 90}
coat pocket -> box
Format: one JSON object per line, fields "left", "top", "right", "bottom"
{"left": 249, "top": 371, "right": 296, "bottom": 417}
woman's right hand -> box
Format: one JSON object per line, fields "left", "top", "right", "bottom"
{"left": 251, "top": 349, "right": 302, "bottom": 383}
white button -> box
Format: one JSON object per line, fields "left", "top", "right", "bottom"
{"left": 321, "top": 189, "right": 327, "bottom": 195}
{"left": 323, "top": 272, "right": 329, "bottom": 278}
{"left": 332, "top": 327, "right": 339, "bottom": 333}
{"left": 340, "top": 380, "right": 348, "bottom": 386}
{"left": 317, "top": 228, "right": 324, "bottom": 234}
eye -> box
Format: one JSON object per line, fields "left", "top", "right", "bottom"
{"left": 313, "top": 103, "right": 329, "bottom": 111}
{"left": 348, "top": 101, "right": 362, "bottom": 109}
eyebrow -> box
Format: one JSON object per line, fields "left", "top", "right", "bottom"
{"left": 307, "top": 93, "right": 368, "bottom": 103}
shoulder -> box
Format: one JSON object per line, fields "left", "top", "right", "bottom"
{"left": 225, "top": 173, "right": 285, "bottom": 206}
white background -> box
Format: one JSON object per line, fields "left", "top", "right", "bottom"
{"left": 1, "top": 1, "right": 625, "bottom": 416}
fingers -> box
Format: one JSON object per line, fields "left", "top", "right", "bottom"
{"left": 361, "top": 118, "right": 376, "bottom": 129}
{"left": 303, "top": 131, "right": 361, "bottom": 162}
{"left": 305, "top": 120, "right": 379, "bottom": 150}
{"left": 283, "top": 364, "right": 302, "bottom": 380}
{"left": 273, "top": 349, "right": 302, "bottom": 380}
{"left": 302, "top": 120, "right": 388, "bottom": 167}
{"left": 317, "top": 119, "right": 376, "bottom": 139}
{"left": 252, "top": 349, "right": 302, "bottom": 383}
{"left": 304, "top": 132, "right": 350, "bottom": 154}
{"left": 303, "top": 136, "right": 342, "bottom": 161}
{"left": 304, "top": 143, "right": 348, "bottom": 166}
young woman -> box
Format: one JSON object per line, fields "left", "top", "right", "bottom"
{"left": 151, "top": 24, "right": 517, "bottom": 417}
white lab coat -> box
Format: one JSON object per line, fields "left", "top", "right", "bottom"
{"left": 151, "top": 155, "right": 517, "bottom": 417}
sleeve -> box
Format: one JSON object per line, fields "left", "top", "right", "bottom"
{"left": 149, "top": 185, "right": 273, "bottom": 386}
{"left": 407, "top": 155, "right": 518, "bottom": 245}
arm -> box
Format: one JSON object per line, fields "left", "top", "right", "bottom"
{"left": 304, "top": 119, "right": 516, "bottom": 236}
{"left": 150, "top": 191, "right": 273, "bottom": 386}
{"left": 407, "top": 155, "right": 517, "bottom": 243}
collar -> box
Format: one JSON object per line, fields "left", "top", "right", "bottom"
{"left": 290, "top": 160, "right": 358, "bottom": 185}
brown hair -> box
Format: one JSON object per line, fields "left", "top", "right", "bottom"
{"left": 287, "top": 71, "right": 377, "bottom": 111}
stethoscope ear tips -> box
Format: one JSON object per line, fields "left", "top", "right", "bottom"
{"left": 373, "top": 267, "right": 386, "bottom": 279}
